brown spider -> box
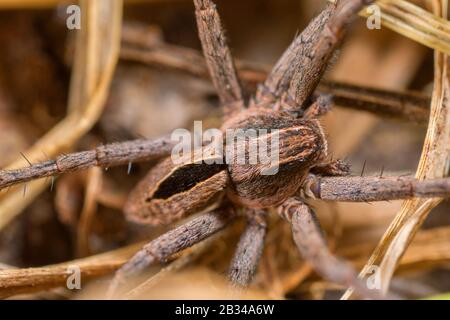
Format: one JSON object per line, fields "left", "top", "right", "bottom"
{"left": 107, "top": 0, "right": 379, "bottom": 299}
{"left": 1, "top": 0, "right": 448, "bottom": 299}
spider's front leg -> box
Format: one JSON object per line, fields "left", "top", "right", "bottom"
{"left": 107, "top": 208, "right": 236, "bottom": 298}
{"left": 228, "top": 209, "right": 268, "bottom": 288}
{"left": 193, "top": 0, "right": 244, "bottom": 119}
{"left": 278, "top": 197, "right": 384, "bottom": 300}
{"left": 305, "top": 175, "right": 450, "bottom": 202}
{"left": 301, "top": 94, "right": 333, "bottom": 119}
{"left": 0, "top": 136, "right": 176, "bottom": 190}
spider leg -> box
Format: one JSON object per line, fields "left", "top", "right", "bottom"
{"left": 304, "top": 175, "right": 450, "bottom": 202}
{"left": 302, "top": 94, "right": 333, "bottom": 119}
{"left": 282, "top": 0, "right": 374, "bottom": 113}
{"left": 0, "top": 136, "right": 175, "bottom": 191}
{"left": 254, "top": 3, "right": 336, "bottom": 108}
{"left": 228, "top": 209, "right": 267, "bottom": 287}
{"left": 279, "top": 197, "right": 383, "bottom": 299}
{"left": 193, "top": 0, "right": 244, "bottom": 119}
{"left": 107, "top": 208, "right": 235, "bottom": 298}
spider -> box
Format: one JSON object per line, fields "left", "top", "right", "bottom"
{"left": 106, "top": 0, "right": 380, "bottom": 299}
{"left": 1, "top": 0, "right": 447, "bottom": 299}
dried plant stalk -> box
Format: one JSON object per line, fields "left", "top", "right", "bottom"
{"left": 0, "top": 0, "right": 65, "bottom": 8}
{"left": 6, "top": 0, "right": 449, "bottom": 53}
{"left": 328, "top": 0, "right": 450, "bottom": 54}
{"left": 0, "top": 137, "right": 175, "bottom": 190}
{"left": 371, "top": 0, "right": 450, "bottom": 55}
{"left": 0, "top": 0, "right": 160, "bottom": 9}
{"left": 318, "top": 81, "right": 430, "bottom": 124}
{"left": 0, "top": 0, "right": 123, "bottom": 230}
{"left": 380, "top": 1, "right": 450, "bottom": 43}
{"left": 77, "top": 167, "right": 103, "bottom": 257}
{"left": 0, "top": 241, "right": 145, "bottom": 299}
{"left": 393, "top": 227, "right": 450, "bottom": 273}
{"left": 343, "top": 0, "right": 450, "bottom": 299}
{"left": 337, "top": 226, "right": 450, "bottom": 275}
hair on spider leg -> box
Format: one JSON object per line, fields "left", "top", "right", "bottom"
{"left": 19, "top": 152, "right": 33, "bottom": 167}
{"left": 379, "top": 165, "right": 385, "bottom": 178}
{"left": 43, "top": 175, "right": 52, "bottom": 191}
{"left": 360, "top": 159, "right": 367, "bottom": 177}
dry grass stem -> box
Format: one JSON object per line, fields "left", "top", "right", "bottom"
{"left": 0, "top": 0, "right": 165, "bottom": 9}
{"left": 343, "top": 0, "right": 450, "bottom": 299}
{"left": 328, "top": 0, "right": 450, "bottom": 54}
{"left": 0, "top": 0, "right": 123, "bottom": 230}
{"left": 0, "top": 241, "right": 145, "bottom": 299}
{"left": 76, "top": 167, "right": 103, "bottom": 257}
